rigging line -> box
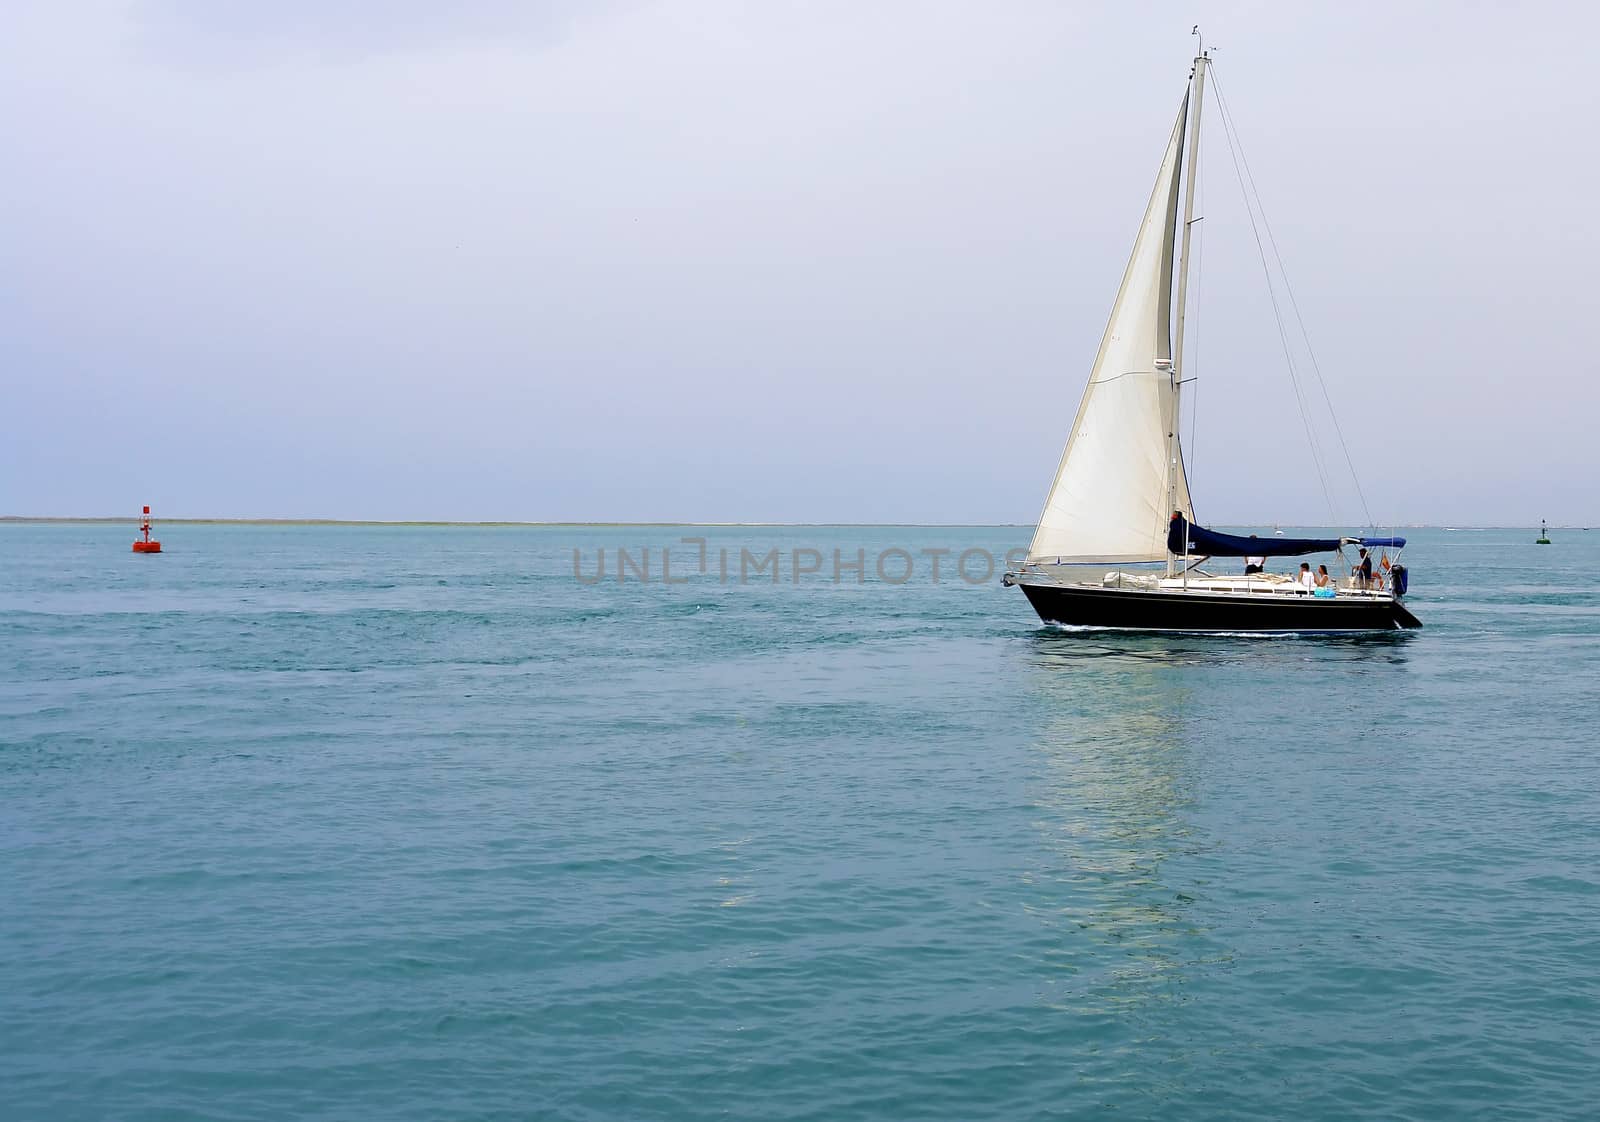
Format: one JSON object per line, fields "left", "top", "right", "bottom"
{"left": 1211, "top": 69, "right": 1338, "bottom": 522}
{"left": 1210, "top": 72, "right": 1374, "bottom": 529}
{"left": 1211, "top": 83, "right": 1336, "bottom": 515}
{"left": 1213, "top": 88, "right": 1337, "bottom": 521}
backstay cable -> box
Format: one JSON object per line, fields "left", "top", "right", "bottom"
{"left": 1210, "top": 70, "right": 1375, "bottom": 529}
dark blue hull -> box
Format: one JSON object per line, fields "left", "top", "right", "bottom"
{"left": 1018, "top": 582, "right": 1421, "bottom": 632}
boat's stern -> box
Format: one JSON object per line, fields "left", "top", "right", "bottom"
{"left": 1390, "top": 598, "right": 1424, "bottom": 629}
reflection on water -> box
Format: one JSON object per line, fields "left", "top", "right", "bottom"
{"left": 1016, "top": 628, "right": 1414, "bottom": 1017}
{"left": 1033, "top": 626, "right": 1416, "bottom": 656}
{"left": 1029, "top": 627, "right": 1416, "bottom": 673}
{"left": 1021, "top": 640, "right": 1212, "bottom": 1011}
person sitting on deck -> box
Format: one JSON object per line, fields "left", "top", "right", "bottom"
{"left": 1299, "top": 562, "right": 1315, "bottom": 590}
{"left": 1314, "top": 564, "right": 1331, "bottom": 588}
{"left": 1244, "top": 536, "right": 1265, "bottom": 575}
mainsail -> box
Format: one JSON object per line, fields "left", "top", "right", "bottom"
{"left": 1027, "top": 95, "right": 1194, "bottom": 563}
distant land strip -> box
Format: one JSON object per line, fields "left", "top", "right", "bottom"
{"left": 1, "top": 517, "right": 1581, "bottom": 529}
{"left": 0, "top": 516, "right": 1033, "bottom": 528}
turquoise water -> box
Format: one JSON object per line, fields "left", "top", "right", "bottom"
{"left": 3, "top": 524, "right": 1598, "bottom": 1120}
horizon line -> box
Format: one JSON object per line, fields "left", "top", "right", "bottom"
{"left": 1, "top": 516, "right": 1587, "bottom": 530}
{"left": 1, "top": 515, "right": 1032, "bottom": 528}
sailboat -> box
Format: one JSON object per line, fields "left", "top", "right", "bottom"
{"left": 1004, "top": 48, "right": 1420, "bottom": 633}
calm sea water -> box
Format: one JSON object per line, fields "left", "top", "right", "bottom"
{"left": 3, "top": 523, "right": 1598, "bottom": 1121}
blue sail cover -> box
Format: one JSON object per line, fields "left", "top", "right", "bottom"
{"left": 1166, "top": 515, "right": 1405, "bottom": 558}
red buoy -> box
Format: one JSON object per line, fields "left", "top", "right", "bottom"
{"left": 132, "top": 505, "right": 162, "bottom": 553}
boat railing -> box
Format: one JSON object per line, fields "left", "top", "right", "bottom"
{"left": 1008, "top": 564, "right": 1402, "bottom": 601}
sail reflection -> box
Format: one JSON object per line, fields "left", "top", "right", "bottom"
{"left": 1019, "top": 640, "right": 1215, "bottom": 1014}
{"left": 1017, "top": 628, "right": 1413, "bottom": 1017}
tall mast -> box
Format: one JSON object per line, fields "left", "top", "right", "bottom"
{"left": 1166, "top": 49, "right": 1208, "bottom": 575}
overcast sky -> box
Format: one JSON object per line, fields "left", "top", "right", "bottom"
{"left": 4, "top": 1, "right": 1595, "bottom": 525}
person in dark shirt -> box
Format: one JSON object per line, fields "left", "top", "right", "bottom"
{"left": 1352, "top": 548, "right": 1374, "bottom": 589}
{"left": 1244, "top": 535, "right": 1265, "bottom": 575}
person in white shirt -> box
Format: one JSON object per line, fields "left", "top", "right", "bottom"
{"left": 1299, "top": 562, "right": 1315, "bottom": 590}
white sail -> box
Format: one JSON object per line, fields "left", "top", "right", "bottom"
{"left": 1027, "top": 95, "right": 1194, "bottom": 564}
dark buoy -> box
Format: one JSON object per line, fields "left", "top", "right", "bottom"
{"left": 132, "top": 505, "right": 162, "bottom": 553}
{"left": 1536, "top": 519, "right": 1551, "bottom": 545}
